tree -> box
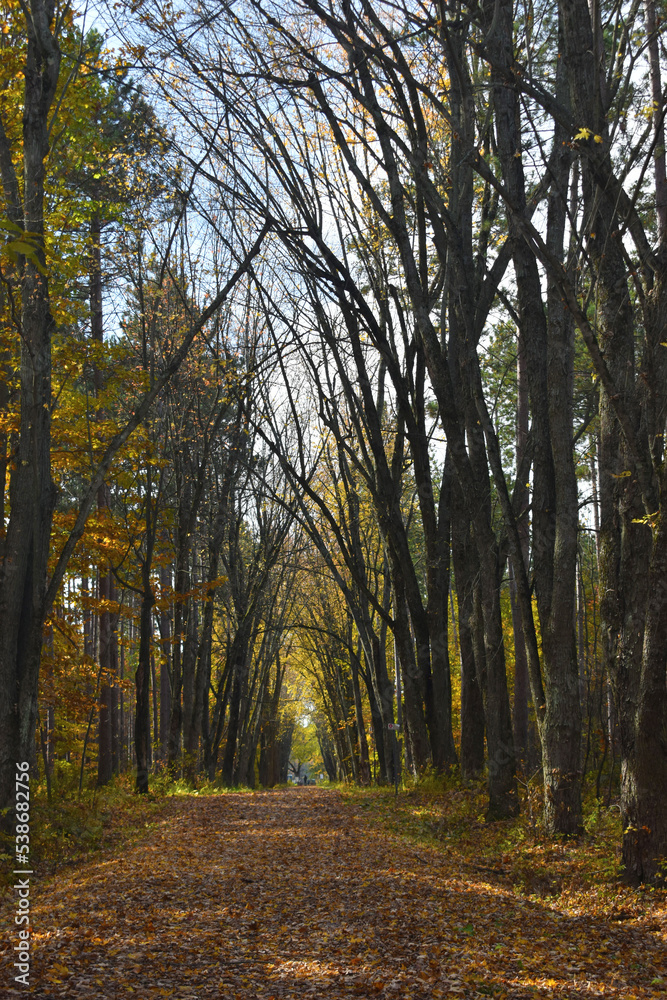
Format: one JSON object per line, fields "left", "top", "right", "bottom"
{"left": 553, "top": 0, "right": 667, "bottom": 884}
{"left": 0, "top": 0, "right": 62, "bottom": 826}
{"left": 0, "top": 0, "right": 268, "bottom": 818}
{"left": 165, "top": 0, "right": 518, "bottom": 816}
{"left": 449, "top": 0, "right": 667, "bottom": 876}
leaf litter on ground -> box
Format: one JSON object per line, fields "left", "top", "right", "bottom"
{"left": 1, "top": 787, "right": 665, "bottom": 999}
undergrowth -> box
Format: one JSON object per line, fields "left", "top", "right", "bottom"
{"left": 340, "top": 772, "right": 667, "bottom": 924}
{"left": 0, "top": 772, "right": 177, "bottom": 887}
{"left": 3, "top": 769, "right": 665, "bottom": 930}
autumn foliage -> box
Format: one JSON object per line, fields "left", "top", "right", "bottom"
{"left": 1, "top": 787, "right": 665, "bottom": 998}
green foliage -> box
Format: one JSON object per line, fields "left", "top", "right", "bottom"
{"left": 0, "top": 773, "right": 172, "bottom": 887}
{"left": 289, "top": 716, "right": 323, "bottom": 771}
{"left": 480, "top": 320, "right": 519, "bottom": 473}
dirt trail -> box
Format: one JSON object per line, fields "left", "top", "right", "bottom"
{"left": 2, "top": 789, "right": 665, "bottom": 999}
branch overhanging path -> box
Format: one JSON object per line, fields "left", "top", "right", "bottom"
{"left": 2, "top": 790, "right": 665, "bottom": 999}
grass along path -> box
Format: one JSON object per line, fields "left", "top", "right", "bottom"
{"left": 1, "top": 788, "right": 665, "bottom": 999}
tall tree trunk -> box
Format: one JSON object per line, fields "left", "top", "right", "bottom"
{"left": 511, "top": 331, "right": 530, "bottom": 767}
{"left": 0, "top": 1, "right": 60, "bottom": 822}
{"left": 185, "top": 592, "right": 214, "bottom": 782}
{"left": 391, "top": 583, "right": 430, "bottom": 774}
{"left": 645, "top": 0, "right": 667, "bottom": 241}
{"left": 221, "top": 627, "right": 250, "bottom": 786}
{"left": 411, "top": 383, "right": 457, "bottom": 770}
{"left": 258, "top": 651, "right": 285, "bottom": 787}
{"left": 560, "top": 0, "right": 667, "bottom": 879}
{"left": 181, "top": 595, "right": 199, "bottom": 772}
{"left": 151, "top": 652, "right": 158, "bottom": 766}
{"left": 483, "top": 0, "right": 581, "bottom": 832}
{"left": 451, "top": 476, "right": 485, "bottom": 778}
{"left": 624, "top": 518, "right": 667, "bottom": 882}
{"left": 135, "top": 567, "right": 154, "bottom": 794}
{"left": 541, "top": 80, "right": 581, "bottom": 833}
{"left": 168, "top": 516, "right": 191, "bottom": 773}
{"left": 350, "top": 643, "right": 371, "bottom": 784}
{"left": 159, "top": 562, "right": 172, "bottom": 762}
{"left": 91, "top": 213, "right": 119, "bottom": 787}
{"left": 369, "top": 627, "right": 394, "bottom": 784}
{"left": 97, "top": 565, "right": 117, "bottom": 786}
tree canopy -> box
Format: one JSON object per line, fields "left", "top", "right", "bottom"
{"left": 1, "top": 0, "right": 666, "bottom": 890}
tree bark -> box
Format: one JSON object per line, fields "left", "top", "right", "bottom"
{"left": 97, "top": 566, "right": 117, "bottom": 786}
{"left": 158, "top": 562, "right": 172, "bottom": 763}
{"left": 482, "top": 0, "right": 582, "bottom": 832}
{"left": 0, "top": 0, "right": 60, "bottom": 824}
{"left": 560, "top": 0, "right": 667, "bottom": 878}
{"left": 451, "top": 475, "right": 485, "bottom": 778}
{"left": 135, "top": 567, "right": 154, "bottom": 794}
{"left": 511, "top": 330, "right": 530, "bottom": 767}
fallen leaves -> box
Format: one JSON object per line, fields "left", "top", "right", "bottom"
{"left": 0, "top": 789, "right": 665, "bottom": 999}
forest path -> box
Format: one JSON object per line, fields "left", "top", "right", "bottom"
{"left": 6, "top": 788, "right": 666, "bottom": 999}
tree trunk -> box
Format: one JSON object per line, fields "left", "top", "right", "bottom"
{"left": 159, "top": 562, "right": 172, "bottom": 762}
{"left": 259, "top": 661, "right": 284, "bottom": 789}
{"left": 451, "top": 477, "right": 485, "bottom": 778}
{"left": 221, "top": 627, "right": 251, "bottom": 787}
{"left": 511, "top": 330, "right": 530, "bottom": 767}
{"left": 391, "top": 583, "right": 430, "bottom": 774}
{"left": 0, "top": 1, "right": 60, "bottom": 824}
{"left": 168, "top": 520, "right": 191, "bottom": 773}
{"left": 135, "top": 569, "right": 154, "bottom": 794}
{"left": 97, "top": 564, "right": 118, "bottom": 786}
{"left": 369, "top": 627, "right": 394, "bottom": 784}
{"left": 181, "top": 595, "right": 199, "bottom": 775}
{"left": 541, "top": 84, "right": 581, "bottom": 834}
{"left": 483, "top": 0, "right": 582, "bottom": 832}
{"left": 350, "top": 644, "right": 371, "bottom": 784}
{"left": 560, "top": 0, "right": 667, "bottom": 877}
{"left": 91, "top": 213, "right": 119, "bottom": 788}
{"left": 622, "top": 520, "right": 667, "bottom": 882}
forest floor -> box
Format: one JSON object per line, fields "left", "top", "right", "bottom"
{"left": 1, "top": 786, "right": 666, "bottom": 999}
